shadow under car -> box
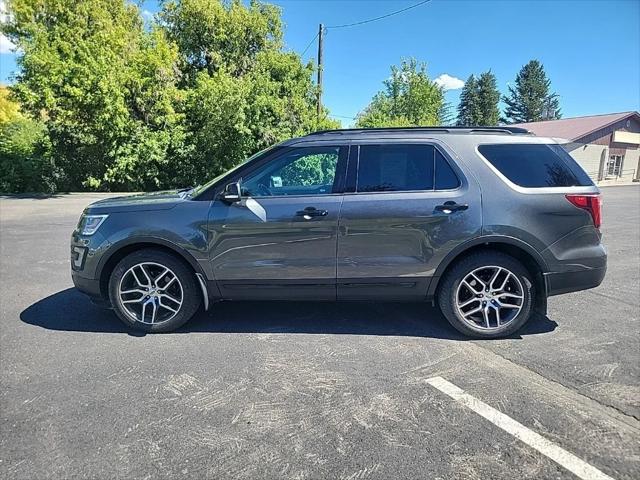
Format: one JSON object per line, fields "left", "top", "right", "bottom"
{"left": 20, "top": 287, "right": 558, "bottom": 339}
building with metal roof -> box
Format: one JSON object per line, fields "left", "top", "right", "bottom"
{"left": 513, "top": 111, "right": 640, "bottom": 183}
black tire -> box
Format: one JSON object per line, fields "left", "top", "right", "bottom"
{"left": 108, "top": 249, "right": 201, "bottom": 333}
{"left": 437, "top": 251, "right": 534, "bottom": 339}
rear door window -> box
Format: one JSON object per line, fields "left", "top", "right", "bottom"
{"left": 478, "top": 143, "right": 593, "bottom": 187}
{"left": 355, "top": 144, "right": 460, "bottom": 192}
{"left": 357, "top": 144, "right": 434, "bottom": 192}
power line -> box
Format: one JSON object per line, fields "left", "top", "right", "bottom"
{"left": 325, "top": 0, "right": 431, "bottom": 29}
{"left": 301, "top": 0, "right": 430, "bottom": 58}
{"left": 329, "top": 114, "right": 356, "bottom": 120}
{"left": 300, "top": 31, "right": 319, "bottom": 58}
{"left": 306, "top": 1, "right": 432, "bottom": 117}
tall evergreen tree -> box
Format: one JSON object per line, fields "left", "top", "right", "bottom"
{"left": 476, "top": 70, "right": 500, "bottom": 126}
{"left": 456, "top": 75, "right": 479, "bottom": 126}
{"left": 439, "top": 101, "right": 455, "bottom": 126}
{"left": 502, "top": 60, "right": 561, "bottom": 123}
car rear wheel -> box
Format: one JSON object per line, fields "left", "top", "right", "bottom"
{"left": 437, "top": 251, "right": 534, "bottom": 339}
{"left": 108, "top": 249, "right": 201, "bottom": 332}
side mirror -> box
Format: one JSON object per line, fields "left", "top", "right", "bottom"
{"left": 221, "top": 182, "right": 242, "bottom": 204}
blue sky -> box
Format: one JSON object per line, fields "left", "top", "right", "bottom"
{"left": 1, "top": 0, "right": 639, "bottom": 125}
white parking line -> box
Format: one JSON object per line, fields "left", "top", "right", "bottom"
{"left": 425, "top": 376, "right": 616, "bottom": 480}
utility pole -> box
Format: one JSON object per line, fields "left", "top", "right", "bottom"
{"left": 316, "top": 23, "right": 324, "bottom": 119}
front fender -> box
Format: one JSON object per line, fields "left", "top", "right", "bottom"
{"left": 94, "top": 200, "right": 213, "bottom": 281}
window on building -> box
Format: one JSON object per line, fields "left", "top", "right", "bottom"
{"left": 607, "top": 155, "right": 624, "bottom": 177}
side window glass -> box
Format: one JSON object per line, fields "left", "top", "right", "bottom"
{"left": 357, "top": 144, "right": 434, "bottom": 192}
{"left": 435, "top": 149, "right": 460, "bottom": 189}
{"left": 242, "top": 147, "right": 340, "bottom": 197}
{"left": 478, "top": 143, "right": 594, "bottom": 187}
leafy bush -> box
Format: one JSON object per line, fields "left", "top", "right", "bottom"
{"left": 0, "top": 118, "right": 57, "bottom": 193}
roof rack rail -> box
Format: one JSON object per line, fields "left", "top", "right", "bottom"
{"left": 307, "top": 126, "right": 531, "bottom": 136}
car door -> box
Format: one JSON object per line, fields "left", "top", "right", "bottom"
{"left": 208, "top": 144, "right": 348, "bottom": 300}
{"left": 337, "top": 140, "right": 482, "bottom": 300}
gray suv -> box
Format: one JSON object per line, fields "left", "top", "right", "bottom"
{"left": 70, "top": 127, "right": 606, "bottom": 338}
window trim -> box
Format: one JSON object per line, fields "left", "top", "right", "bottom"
{"left": 346, "top": 142, "right": 462, "bottom": 195}
{"left": 475, "top": 143, "right": 597, "bottom": 195}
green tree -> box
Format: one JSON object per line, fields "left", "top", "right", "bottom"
{"left": 476, "top": 71, "right": 500, "bottom": 126}
{"left": 0, "top": 85, "right": 57, "bottom": 193}
{"left": 2, "top": 0, "right": 335, "bottom": 192}
{"left": 2, "top": 0, "right": 182, "bottom": 191}
{"left": 456, "top": 71, "right": 500, "bottom": 126}
{"left": 456, "top": 74, "right": 479, "bottom": 126}
{"left": 178, "top": 51, "right": 338, "bottom": 186}
{"left": 503, "top": 60, "right": 561, "bottom": 123}
{"left": 356, "top": 59, "right": 445, "bottom": 127}
{"left": 160, "top": 0, "right": 283, "bottom": 84}
{"left": 102, "top": 28, "right": 186, "bottom": 191}
{"left": 0, "top": 86, "right": 22, "bottom": 125}
{"left": 161, "top": 0, "right": 338, "bottom": 186}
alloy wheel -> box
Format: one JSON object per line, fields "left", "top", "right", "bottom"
{"left": 117, "top": 262, "right": 184, "bottom": 324}
{"left": 455, "top": 265, "right": 524, "bottom": 330}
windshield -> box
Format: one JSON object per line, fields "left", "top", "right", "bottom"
{"left": 191, "top": 145, "right": 279, "bottom": 198}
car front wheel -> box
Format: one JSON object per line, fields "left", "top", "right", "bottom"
{"left": 437, "top": 251, "right": 534, "bottom": 339}
{"left": 108, "top": 249, "right": 201, "bottom": 332}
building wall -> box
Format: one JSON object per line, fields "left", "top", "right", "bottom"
{"left": 576, "top": 115, "right": 640, "bottom": 148}
{"left": 573, "top": 115, "right": 640, "bottom": 182}
{"left": 625, "top": 148, "right": 640, "bottom": 180}
{"left": 566, "top": 143, "right": 608, "bottom": 181}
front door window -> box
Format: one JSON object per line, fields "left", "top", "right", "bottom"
{"left": 241, "top": 147, "right": 340, "bottom": 197}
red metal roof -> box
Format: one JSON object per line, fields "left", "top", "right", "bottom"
{"left": 512, "top": 111, "right": 639, "bottom": 141}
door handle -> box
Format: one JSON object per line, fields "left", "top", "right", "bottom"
{"left": 296, "top": 207, "right": 328, "bottom": 219}
{"left": 435, "top": 201, "right": 469, "bottom": 214}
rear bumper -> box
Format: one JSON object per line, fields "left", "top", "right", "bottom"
{"left": 544, "top": 266, "right": 606, "bottom": 296}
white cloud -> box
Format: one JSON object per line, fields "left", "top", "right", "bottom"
{"left": 141, "top": 9, "right": 154, "bottom": 20}
{"left": 0, "top": 33, "right": 15, "bottom": 54}
{"left": 0, "top": 0, "right": 9, "bottom": 23}
{"left": 434, "top": 73, "right": 465, "bottom": 91}
{"left": 0, "top": 0, "right": 17, "bottom": 54}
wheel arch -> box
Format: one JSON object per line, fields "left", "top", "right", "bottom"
{"left": 97, "top": 237, "right": 208, "bottom": 300}
{"left": 427, "top": 236, "right": 549, "bottom": 308}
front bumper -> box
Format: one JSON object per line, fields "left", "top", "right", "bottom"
{"left": 70, "top": 228, "right": 109, "bottom": 300}
{"left": 544, "top": 265, "right": 607, "bottom": 296}
{"left": 71, "top": 272, "right": 103, "bottom": 298}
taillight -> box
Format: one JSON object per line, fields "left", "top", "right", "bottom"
{"left": 565, "top": 194, "right": 602, "bottom": 228}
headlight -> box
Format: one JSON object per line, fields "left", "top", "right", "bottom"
{"left": 78, "top": 214, "right": 108, "bottom": 235}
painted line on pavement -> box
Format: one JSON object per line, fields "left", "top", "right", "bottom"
{"left": 425, "top": 376, "right": 615, "bottom": 480}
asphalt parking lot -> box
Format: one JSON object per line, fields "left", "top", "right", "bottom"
{"left": 1, "top": 185, "right": 638, "bottom": 479}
